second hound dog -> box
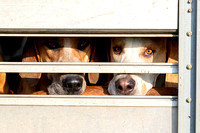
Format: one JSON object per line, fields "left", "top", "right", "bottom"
{"left": 108, "top": 38, "right": 167, "bottom": 95}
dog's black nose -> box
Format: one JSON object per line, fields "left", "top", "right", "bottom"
{"left": 115, "top": 78, "right": 135, "bottom": 95}
{"left": 62, "top": 76, "right": 83, "bottom": 92}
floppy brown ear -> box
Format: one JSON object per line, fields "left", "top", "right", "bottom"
{"left": 88, "top": 73, "right": 99, "bottom": 84}
{"left": 0, "top": 54, "right": 9, "bottom": 94}
{"left": 18, "top": 38, "right": 41, "bottom": 94}
{"left": 88, "top": 40, "right": 99, "bottom": 84}
{"left": 165, "top": 38, "right": 178, "bottom": 87}
{"left": 19, "top": 38, "right": 41, "bottom": 79}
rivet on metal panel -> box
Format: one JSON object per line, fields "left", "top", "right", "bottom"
{"left": 188, "top": 8, "right": 192, "bottom": 13}
{"left": 186, "top": 97, "right": 192, "bottom": 103}
{"left": 188, "top": 0, "right": 192, "bottom": 4}
{"left": 187, "top": 31, "right": 192, "bottom": 36}
{"left": 186, "top": 64, "right": 192, "bottom": 70}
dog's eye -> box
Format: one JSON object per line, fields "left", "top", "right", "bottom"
{"left": 144, "top": 49, "right": 154, "bottom": 55}
{"left": 78, "top": 40, "right": 90, "bottom": 50}
{"left": 113, "top": 47, "right": 122, "bottom": 54}
{"left": 45, "top": 41, "right": 59, "bottom": 49}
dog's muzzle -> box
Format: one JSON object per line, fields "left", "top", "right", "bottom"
{"left": 47, "top": 74, "right": 86, "bottom": 95}
{"left": 115, "top": 78, "right": 135, "bottom": 95}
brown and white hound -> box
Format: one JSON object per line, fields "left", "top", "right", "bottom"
{"left": 108, "top": 38, "right": 167, "bottom": 95}
{"left": 18, "top": 37, "right": 98, "bottom": 95}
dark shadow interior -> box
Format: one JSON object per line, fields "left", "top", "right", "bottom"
{"left": 0, "top": 37, "right": 178, "bottom": 95}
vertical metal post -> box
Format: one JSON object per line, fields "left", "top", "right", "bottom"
{"left": 179, "top": 0, "right": 197, "bottom": 133}
{"left": 196, "top": 0, "right": 200, "bottom": 132}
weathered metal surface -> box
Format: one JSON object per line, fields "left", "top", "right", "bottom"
{"left": 196, "top": 0, "right": 200, "bottom": 132}
{"left": 0, "top": 95, "right": 178, "bottom": 107}
{"left": 0, "top": 0, "right": 178, "bottom": 29}
{"left": 0, "top": 62, "right": 178, "bottom": 73}
{"left": 0, "top": 96, "right": 178, "bottom": 133}
{"left": 178, "top": 0, "right": 197, "bottom": 132}
{"left": 0, "top": 1, "right": 181, "bottom": 133}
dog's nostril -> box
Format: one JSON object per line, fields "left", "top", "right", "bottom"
{"left": 127, "top": 85, "right": 133, "bottom": 90}
{"left": 118, "top": 85, "right": 123, "bottom": 91}
{"left": 66, "top": 83, "right": 72, "bottom": 89}
{"left": 77, "top": 83, "right": 81, "bottom": 88}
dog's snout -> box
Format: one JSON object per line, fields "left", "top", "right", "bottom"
{"left": 115, "top": 78, "right": 135, "bottom": 95}
{"left": 62, "top": 76, "right": 83, "bottom": 92}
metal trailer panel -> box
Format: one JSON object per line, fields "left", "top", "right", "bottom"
{"left": 0, "top": 96, "right": 178, "bottom": 133}
{"left": 196, "top": 0, "right": 200, "bottom": 132}
{"left": 0, "top": 106, "right": 177, "bottom": 133}
{"left": 0, "top": 62, "right": 178, "bottom": 73}
{"left": 178, "top": 0, "right": 197, "bottom": 132}
{"left": 0, "top": 1, "right": 179, "bottom": 133}
{"left": 0, "top": 0, "right": 178, "bottom": 30}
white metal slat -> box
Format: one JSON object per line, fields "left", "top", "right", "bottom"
{"left": 0, "top": 95, "right": 178, "bottom": 107}
{"left": 0, "top": 62, "right": 178, "bottom": 73}
{"left": 0, "top": 0, "right": 178, "bottom": 29}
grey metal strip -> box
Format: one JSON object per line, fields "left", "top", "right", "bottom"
{"left": 0, "top": 29, "right": 178, "bottom": 37}
{"left": 178, "top": 0, "right": 196, "bottom": 132}
{"left": 0, "top": 29, "right": 178, "bottom": 34}
{"left": 0, "top": 33, "right": 178, "bottom": 37}
{"left": 196, "top": 0, "right": 200, "bottom": 132}
{"left": 0, "top": 95, "right": 178, "bottom": 107}
{"left": 0, "top": 62, "right": 178, "bottom": 73}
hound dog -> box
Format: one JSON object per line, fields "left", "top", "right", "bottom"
{"left": 18, "top": 37, "right": 98, "bottom": 95}
{"left": 108, "top": 38, "right": 167, "bottom": 95}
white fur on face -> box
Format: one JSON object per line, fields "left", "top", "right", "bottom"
{"left": 108, "top": 38, "right": 166, "bottom": 95}
{"left": 108, "top": 74, "right": 158, "bottom": 95}
{"left": 111, "top": 38, "right": 154, "bottom": 63}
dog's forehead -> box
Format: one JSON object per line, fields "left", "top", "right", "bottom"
{"left": 38, "top": 37, "right": 64, "bottom": 46}
{"left": 38, "top": 37, "right": 92, "bottom": 47}
{"left": 63, "top": 37, "right": 92, "bottom": 47}
{"left": 111, "top": 38, "right": 163, "bottom": 47}
{"left": 111, "top": 38, "right": 125, "bottom": 46}
{"left": 140, "top": 38, "right": 164, "bottom": 48}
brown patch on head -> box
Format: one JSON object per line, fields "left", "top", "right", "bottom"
{"left": 37, "top": 38, "right": 64, "bottom": 62}
{"left": 142, "top": 84, "right": 147, "bottom": 95}
{"left": 37, "top": 37, "right": 92, "bottom": 62}
{"left": 70, "top": 46, "right": 91, "bottom": 62}
{"left": 68, "top": 37, "right": 92, "bottom": 62}
{"left": 110, "top": 38, "right": 125, "bottom": 61}
{"left": 111, "top": 38, "right": 126, "bottom": 48}
{"left": 139, "top": 38, "right": 167, "bottom": 63}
